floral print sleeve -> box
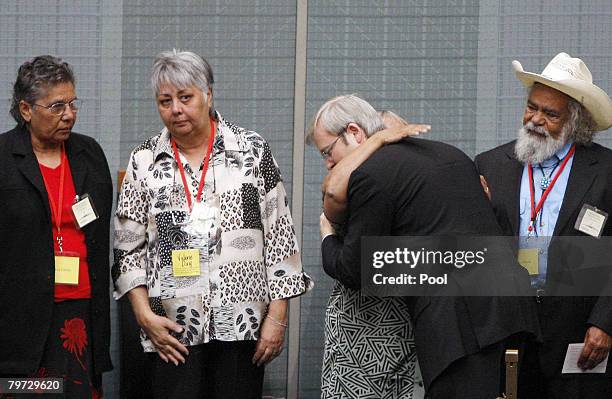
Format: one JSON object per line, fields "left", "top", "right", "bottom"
{"left": 257, "top": 140, "right": 312, "bottom": 300}
{"left": 112, "top": 142, "right": 153, "bottom": 299}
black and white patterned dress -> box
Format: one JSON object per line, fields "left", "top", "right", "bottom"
{"left": 321, "top": 281, "right": 424, "bottom": 399}
{"left": 113, "top": 113, "right": 312, "bottom": 351}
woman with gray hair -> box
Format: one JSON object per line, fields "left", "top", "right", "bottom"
{"left": 113, "top": 50, "right": 311, "bottom": 398}
{"left": 0, "top": 55, "right": 113, "bottom": 397}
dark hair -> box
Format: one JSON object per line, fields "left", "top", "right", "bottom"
{"left": 10, "top": 55, "right": 75, "bottom": 126}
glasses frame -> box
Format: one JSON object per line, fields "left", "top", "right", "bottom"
{"left": 32, "top": 98, "right": 82, "bottom": 115}
{"left": 321, "top": 123, "right": 350, "bottom": 161}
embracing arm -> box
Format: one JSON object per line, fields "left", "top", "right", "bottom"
{"left": 321, "top": 169, "right": 394, "bottom": 288}
{"left": 323, "top": 123, "right": 430, "bottom": 223}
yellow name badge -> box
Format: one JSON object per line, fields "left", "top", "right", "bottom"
{"left": 55, "top": 255, "right": 80, "bottom": 285}
{"left": 172, "top": 249, "right": 201, "bottom": 277}
{"left": 518, "top": 248, "right": 539, "bottom": 275}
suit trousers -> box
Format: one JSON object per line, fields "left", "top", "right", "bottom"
{"left": 518, "top": 329, "right": 612, "bottom": 399}
{"left": 425, "top": 342, "right": 504, "bottom": 399}
{"left": 150, "top": 340, "right": 264, "bottom": 399}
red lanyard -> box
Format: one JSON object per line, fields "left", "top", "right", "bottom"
{"left": 527, "top": 143, "right": 576, "bottom": 233}
{"left": 40, "top": 143, "right": 67, "bottom": 252}
{"left": 171, "top": 117, "right": 216, "bottom": 211}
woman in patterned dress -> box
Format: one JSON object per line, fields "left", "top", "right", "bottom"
{"left": 113, "top": 50, "right": 311, "bottom": 399}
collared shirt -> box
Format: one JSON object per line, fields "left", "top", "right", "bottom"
{"left": 519, "top": 141, "right": 574, "bottom": 288}
{"left": 113, "top": 113, "right": 312, "bottom": 351}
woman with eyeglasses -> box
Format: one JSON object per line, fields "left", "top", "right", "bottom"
{"left": 0, "top": 55, "right": 113, "bottom": 397}
{"left": 113, "top": 50, "right": 311, "bottom": 398}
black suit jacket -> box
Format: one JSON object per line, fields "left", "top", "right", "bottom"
{"left": 476, "top": 140, "right": 612, "bottom": 376}
{"left": 322, "top": 137, "right": 539, "bottom": 389}
{"left": 0, "top": 126, "right": 113, "bottom": 375}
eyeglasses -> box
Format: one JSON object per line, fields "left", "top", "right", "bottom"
{"left": 320, "top": 134, "right": 344, "bottom": 160}
{"left": 32, "top": 99, "right": 82, "bottom": 115}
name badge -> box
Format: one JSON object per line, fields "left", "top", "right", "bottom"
{"left": 575, "top": 204, "right": 608, "bottom": 238}
{"left": 72, "top": 194, "right": 99, "bottom": 229}
{"left": 55, "top": 253, "right": 80, "bottom": 285}
{"left": 518, "top": 248, "right": 539, "bottom": 275}
{"left": 172, "top": 249, "right": 200, "bottom": 277}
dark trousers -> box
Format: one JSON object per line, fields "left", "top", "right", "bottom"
{"left": 120, "top": 297, "right": 153, "bottom": 399}
{"left": 518, "top": 336, "right": 612, "bottom": 399}
{"left": 426, "top": 342, "right": 504, "bottom": 399}
{"left": 151, "top": 340, "right": 264, "bottom": 399}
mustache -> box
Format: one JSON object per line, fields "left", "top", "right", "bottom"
{"left": 523, "top": 122, "right": 550, "bottom": 137}
{"left": 515, "top": 121, "right": 566, "bottom": 164}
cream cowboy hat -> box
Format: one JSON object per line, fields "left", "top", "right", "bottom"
{"left": 512, "top": 52, "right": 612, "bottom": 131}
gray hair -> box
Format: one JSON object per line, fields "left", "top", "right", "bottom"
{"left": 306, "top": 94, "right": 385, "bottom": 144}
{"left": 378, "top": 109, "right": 409, "bottom": 128}
{"left": 566, "top": 97, "right": 597, "bottom": 145}
{"left": 10, "top": 55, "right": 75, "bottom": 126}
{"left": 151, "top": 49, "right": 215, "bottom": 115}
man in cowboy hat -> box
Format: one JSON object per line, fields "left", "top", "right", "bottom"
{"left": 476, "top": 52, "right": 612, "bottom": 398}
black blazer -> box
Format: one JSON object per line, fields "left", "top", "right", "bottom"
{"left": 0, "top": 126, "right": 113, "bottom": 375}
{"left": 476, "top": 140, "right": 612, "bottom": 376}
{"left": 322, "top": 138, "right": 539, "bottom": 389}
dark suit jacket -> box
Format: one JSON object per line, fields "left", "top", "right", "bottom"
{"left": 0, "top": 125, "right": 113, "bottom": 375}
{"left": 322, "top": 137, "right": 539, "bottom": 389}
{"left": 476, "top": 140, "right": 612, "bottom": 377}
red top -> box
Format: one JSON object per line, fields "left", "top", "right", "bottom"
{"left": 39, "top": 159, "right": 92, "bottom": 301}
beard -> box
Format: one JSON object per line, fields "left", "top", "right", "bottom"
{"left": 514, "top": 122, "right": 569, "bottom": 164}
